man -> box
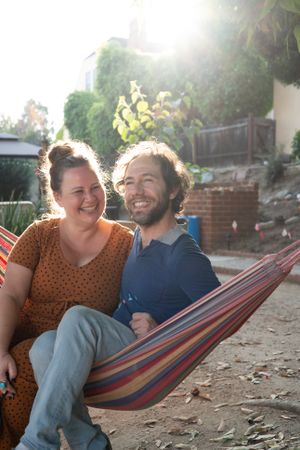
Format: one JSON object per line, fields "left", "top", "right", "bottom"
{"left": 16, "top": 141, "right": 220, "bottom": 450}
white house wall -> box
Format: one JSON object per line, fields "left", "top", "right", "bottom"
{"left": 76, "top": 51, "right": 97, "bottom": 92}
{"left": 273, "top": 79, "right": 300, "bottom": 153}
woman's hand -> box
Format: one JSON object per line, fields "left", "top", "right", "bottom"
{"left": 0, "top": 352, "right": 17, "bottom": 398}
{"left": 129, "top": 312, "right": 157, "bottom": 339}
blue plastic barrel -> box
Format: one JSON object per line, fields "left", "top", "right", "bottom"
{"left": 179, "top": 215, "right": 201, "bottom": 245}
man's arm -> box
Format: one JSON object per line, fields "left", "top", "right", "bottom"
{"left": 177, "top": 252, "right": 220, "bottom": 302}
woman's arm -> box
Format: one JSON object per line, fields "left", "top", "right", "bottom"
{"left": 0, "top": 262, "right": 33, "bottom": 387}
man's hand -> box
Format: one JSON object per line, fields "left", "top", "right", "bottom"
{"left": 129, "top": 312, "right": 157, "bottom": 338}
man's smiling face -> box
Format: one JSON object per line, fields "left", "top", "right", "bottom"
{"left": 123, "top": 156, "right": 172, "bottom": 226}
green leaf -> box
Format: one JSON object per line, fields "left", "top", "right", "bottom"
{"left": 121, "top": 129, "right": 128, "bottom": 142}
{"left": 294, "top": 23, "right": 300, "bottom": 51}
{"left": 145, "top": 120, "right": 155, "bottom": 130}
{"left": 156, "top": 91, "right": 172, "bottom": 102}
{"left": 128, "top": 134, "right": 138, "bottom": 144}
{"left": 140, "top": 115, "right": 151, "bottom": 123}
{"left": 118, "top": 96, "right": 127, "bottom": 108}
{"left": 117, "top": 124, "right": 125, "bottom": 136}
{"left": 136, "top": 101, "right": 149, "bottom": 113}
{"left": 122, "top": 109, "right": 134, "bottom": 122}
{"left": 183, "top": 95, "right": 192, "bottom": 109}
{"left": 280, "top": 0, "right": 300, "bottom": 14}
{"left": 259, "top": 0, "right": 278, "bottom": 21}
{"left": 129, "top": 119, "right": 140, "bottom": 131}
{"left": 130, "top": 80, "right": 138, "bottom": 94}
{"left": 112, "top": 118, "right": 119, "bottom": 129}
{"left": 131, "top": 92, "right": 139, "bottom": 104}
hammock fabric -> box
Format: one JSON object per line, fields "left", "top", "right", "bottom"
{"left": 1, "top": 226, "right": 300, "bottom": 412}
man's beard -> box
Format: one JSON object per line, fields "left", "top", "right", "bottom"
{"left": 128, "top": 195, "right": 171, "bottom": 226}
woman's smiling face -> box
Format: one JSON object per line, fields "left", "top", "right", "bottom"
{"left": 54, "top": 164, "right": 106, "bottom": 226}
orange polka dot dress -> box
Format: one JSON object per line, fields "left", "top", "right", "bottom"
{"left": 0, "top": 218, "right": 133, "bottom": 449}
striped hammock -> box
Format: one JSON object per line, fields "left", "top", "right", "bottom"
{"left": 1, "top": 226, "right": 300, "bottom": 411}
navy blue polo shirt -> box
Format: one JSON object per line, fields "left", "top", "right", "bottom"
{"left": 113, "top": 225, "right": 220, "bottom": 327}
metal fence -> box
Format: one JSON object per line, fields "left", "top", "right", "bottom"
{"left": 192, "top": 115, "right": 275, "bottom": 167}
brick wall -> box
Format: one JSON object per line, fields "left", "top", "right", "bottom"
{"left": 183, "top": 183, "right": 259, "bottom": 252}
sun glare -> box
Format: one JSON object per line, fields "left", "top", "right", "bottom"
{"left": 143, "top": 0, "right": 215, "bottom": 49}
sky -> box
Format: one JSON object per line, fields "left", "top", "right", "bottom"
{"left": 0, "top": 0, "right": 133, "bottom": 132}
{"left": 1, "top": 0, "right": 202, "bottom": 134}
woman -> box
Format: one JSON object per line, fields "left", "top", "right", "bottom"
{"left": 0, "top": 140, "right": 133, "bottom": 449}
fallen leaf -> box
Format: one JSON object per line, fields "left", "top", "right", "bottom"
{"left": 209, "top": 427, "right": 235, "bottom": 442}
{"left": 195, "top": 378, "right": 212, "bottom": 387}
{"left": 168, "top": 427, "right": 182, "bottom": 435}
{"left": 253, "top": 415, "right": 265, "bottom": 423}
{"left": 199, "top": 392, "right": 212, "bottom": 401}
{"left": 278, "top": 431, "right": 285, "bottom": 440}
{"left": 190, "top": 387, "right": 200, "bottom": 396}
{"left": 241, "top": 407, "right": 254, "bottom": 414}
{"left": 217, "top": 362, "right": 231, "bottom": 370}
{"left": 217, "top": 418, "right": 225, "bottom": 432}
{"left": 172, "top": 415, "right": 198, "bottom": 424}
{"left": 143, "top": 419, "right": 157, "bottom": 427}
{"left": 252, "top": 433, "right": 276, "bottom": 441}
{"left": 169, "top": 392, "right": 186, "bottom": 397}
{"left": 188, "top": 430, "right": 199, "bottom": 441}
{"left": 213, "top": 402, "right": 228, "bottom": 409}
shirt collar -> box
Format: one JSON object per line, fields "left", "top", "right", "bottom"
{"left": 136, "top": 224, "right": 186, "bottom": 247}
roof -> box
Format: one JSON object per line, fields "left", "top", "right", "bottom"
{"left": 0, "top": 134, "right": 40, "bottom": 157}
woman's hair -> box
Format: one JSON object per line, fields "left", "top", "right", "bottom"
{"left": 39, "top": 140, "right": 105, "bottom": 215}
{"left": 112, "top": 141, "right": 191, "bottom": 214}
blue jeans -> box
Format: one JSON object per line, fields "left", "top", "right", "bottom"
{"left": 20, "top": 306, "right": 136, "bottom": 450}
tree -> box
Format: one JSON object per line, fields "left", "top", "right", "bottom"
{"left": 0, "top": 99, "right": 52, "bottom": 145}
{"left": 87, "top": 100, "right": 122, "bottom": 165}
{"left": 0, "top": 115, "right": 17, "bottom": 134}
{"left": 62, "top": 8, "right": 275, "bottom": 161}
{"left": 95, "top": 42, "right": 155, "bottom": 111}
{"left": 64, "top": 91, "right": 96, "bottom": 142}
{"left": 89, "top": 42, "right": 157, "bottom": 158}
{"left": 219, "top": 0, "right": 300, "bottom": 86}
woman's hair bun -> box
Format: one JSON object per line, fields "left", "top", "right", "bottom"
{"left": 48, "top": 142, "right": 74, "bottom": 165}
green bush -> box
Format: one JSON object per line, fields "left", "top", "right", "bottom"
{"left": 291, "top": 130, "right": 300, "bottom": 160}
{"left": 0, "top": 158, "right": 35, "bottom": 200}
{"left": 265, "top": 155, "right": 285, "bottom": 186}
{"left": 87, "top": 100, "right": 122, "bottom": 164}
{"left": 64, "top": 91, "right": 96, "bottom": 143}
{"left": 0, "top": 200, "right": 41, "bottom": 235}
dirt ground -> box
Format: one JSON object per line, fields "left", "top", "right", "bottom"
{"left": 60, "top": 276, "right": 300, "bottom": 450}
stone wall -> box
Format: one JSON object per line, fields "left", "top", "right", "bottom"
{"left": 183, "top": 183, "right": 259, "bottom": 252}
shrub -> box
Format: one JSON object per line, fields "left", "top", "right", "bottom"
{"left": 265, "top": 155, "right": 285, "bottom": 186}
{"left": 0, "top": 200, "right": 41, "bottom": 235}
{"left": 0, "top": 158, "right": 35, "bottom": 200}
{"left": 291, "top": 130, "right": 300, "bottom": 160}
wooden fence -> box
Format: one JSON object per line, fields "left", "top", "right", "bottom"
{"left": 191, "top": 115, "right": 275, "bottom": 167}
